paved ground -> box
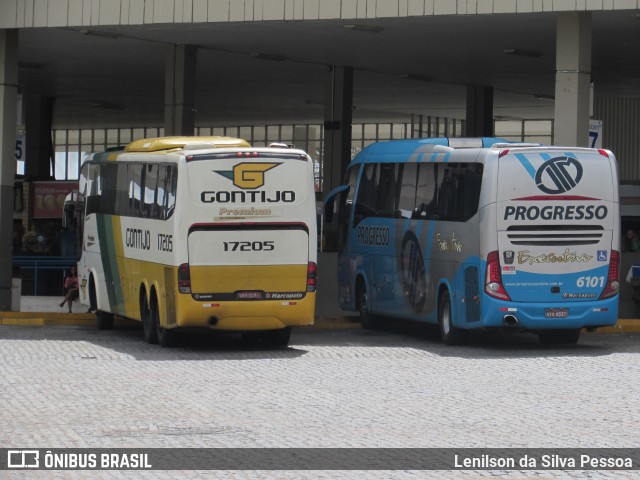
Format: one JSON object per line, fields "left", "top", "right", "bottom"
{"left": 1, "top": 321, "right": 639, "bottom": 479}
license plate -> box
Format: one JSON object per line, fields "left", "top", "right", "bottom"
{"left": 544, "top": 308, "right": 568, "bottom": 318}
{"left": 236, "top": 291, "right": 263, "bottom": 300}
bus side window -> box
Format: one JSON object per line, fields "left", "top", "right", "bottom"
{"left": 460, "top": 164, "right": 483, "bottom": 221}
{"left": 414, "top": 163, "right": 436, "bottom": 219}
{"left": 129, "top": 164, "right": 143, "bottom": 216}
{"left": 353, "top": 164, "right": 378, "bottom": 226}
{"left": 398, "top": 163, "right": 417, "bottom": 219}
{"left": 85, "top": 164, "right": 102, "bottom": 216}
{"left": 165, "top": 165, "right": 177, "bottom": 219}
{"left": 375, "top": 163, "right": 399, "bottom": 218}
{"left": 115, "top": 163, "right": 130, "bottom": 216}
{"left": 437, "top": 168, "right": 455, "bottom": 220}
{"left": 156, "top": 165, "right": 168, "bottom": 220}
{"left": 142, "top": 164, "right": 158, "bottom": 219}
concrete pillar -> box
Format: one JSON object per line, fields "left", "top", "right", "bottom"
{"left": 465, "top": 85, "right": 494, "bottom": 137}
{"left": 554, "top": 12, "right": 591, "bottom": 147}
{"left": 164, "top": 44, "right": 197, "bottom": 136}
{"left": 24, "top": 95, "right": 54, "bottom": 180}
{"left": 0, "top": 29, "right": 19, "bottom": 310}
{"left": 322, "top": 65, "right": 353, "bottom": 199}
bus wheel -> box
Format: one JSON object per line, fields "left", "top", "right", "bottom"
{"left": 358, "top": 284, "right": 378, "bottom": 330}
{"left": 96, "top": 310, "right": 114, "bottom": 330}
{"left": 241, "top": 332, "right": 267, "bottom": 345}
{"left": 140, "top": 293, "right": 158, "bottom": 344}
{"left": 538, "top": 329, "right": 581, "bottom": 345}
{"left": 151, "top": 298, "right": 180, "bottom": 347}
{"left": 438, "top": 292, "right": 466, "bottom": 346}
{"left": 266, "top": 327, "right": 291, "bottom": 348}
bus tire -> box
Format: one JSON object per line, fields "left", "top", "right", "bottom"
{"left": 96, "top": 310, "right": 114, "bottom": 330}
{"left": 266, "top": 327, "right": 291, "bottom": 348}
{"left": 151, "top": 297, "right": 180, "bottom": 347}
{"left": 357, "top": 283, "right": 379, "bottom": 330}
{"left": 88, "top": 277, "right": 97, "bottom": 314}
{"left": 141, "top": 292, "right": 158, "bottom": 344}
{"left": 438, "top": 292, "right": 466, "bottom": 346}
{"left": 538, "top": 329, "right": 581, "bottom": 345}
{"left": 241, "top": 332, "right": 267, "bottom": 345}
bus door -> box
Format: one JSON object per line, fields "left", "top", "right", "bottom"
{"left": 324, "top": 166, "right": 360, "bottom": 310}
{"left": 496, "top": 149, "right": 618, "bottom": 306}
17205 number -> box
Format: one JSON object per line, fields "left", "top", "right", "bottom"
{"left": 223, "top": 241, "right": 275, "bottom": 252}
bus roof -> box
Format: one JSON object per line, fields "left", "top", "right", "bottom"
{"left": 124, "top": 136, "right": 251, "bottom": 153}
{"left": 351, "top": 137, "right": 514, "bottom": 164}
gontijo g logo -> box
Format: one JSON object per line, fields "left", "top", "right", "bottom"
{"left": 535, "top": 156, "right": 583, "bottom": 194}
{"left": 203, "top": 162, "right": 295, "bottom": 204}
{"left": 215, "top": 162, "right": 281, "bottom": 189}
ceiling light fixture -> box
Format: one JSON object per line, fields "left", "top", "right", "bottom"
{"left": 343, "top": 24, "right": 384, "bottom": 33}
{"left": 533, "top": 93, "right": 555, "bottom": 101}
{"left": 19, "top": 62, "right": 45, "bottom": 70}
{"left": 494, "top": 115, "right": 522, "bottom": 121}
{"left": 504, "top": 48, "right": 542, "bottom": 58}
{"left": 250, "top": 53, "right": 287, "bottom": 61}
{"left": 399, "top": 74, "right": 433, "bottom": 82}
{"left": 90, "top": 102, "right": 125, "bottom": 110}
{"left": 79, "top": 29, "right": 120, "bottom": 40}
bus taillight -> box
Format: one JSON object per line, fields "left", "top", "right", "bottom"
{"left": 485, "top": 250, "right": 511, "bottom": 301}
{"left": 178, "top": 263, "right": 191, "bottom": 294}
{"left": 599, "top": 250, "right": 620, "bottom": 300}
{"left": 307, "top": 262, "right": 317, "bottom": 292}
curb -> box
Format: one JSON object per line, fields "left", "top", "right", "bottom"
{"left": 0, "top": 312, "right": 638, "bottom": 333}
{"left": 0, "top": 312, "right": 362, "bottom": 329}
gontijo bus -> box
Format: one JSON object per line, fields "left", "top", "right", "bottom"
{"left": 76, "top": 136, "right": 317, "bottom": 347}
{"left": 323, "top": 137, "right": 620, "bottom": 345}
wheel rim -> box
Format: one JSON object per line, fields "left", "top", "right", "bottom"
{"left": 360, "top": 291, "right": 368, "bottom": 321}
{"left": 152, "top": 301, "right": 162, "bottom": 336}
{"left": 441, "top": 301, "right": 451, "bottom": 335}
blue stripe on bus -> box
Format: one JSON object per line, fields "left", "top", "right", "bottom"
{"left": 514, "top": 153, "right": 537, "bottom": 180}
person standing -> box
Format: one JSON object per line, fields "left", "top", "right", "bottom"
{"left": 59, "top": 266, "right": 79, "bottom": 313}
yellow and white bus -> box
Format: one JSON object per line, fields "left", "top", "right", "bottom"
{"left": 76, "top": 136, "right": 317, "bottom": 347}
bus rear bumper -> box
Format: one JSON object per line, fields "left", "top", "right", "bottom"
{"left": 476, "top": 296, "right": 619, "bottom": 330}
{"left": 174, "top": 293, "right": 316, "bottom": 331}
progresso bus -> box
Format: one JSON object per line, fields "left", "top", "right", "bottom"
{"left": 76, "top": 136, "right": 317, "bottom": 347}
{"left": 323, "top": 137, "right": 620, "bottom": 345}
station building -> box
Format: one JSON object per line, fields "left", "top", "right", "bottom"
{"left": 1, "top": 0, "right": 639, "bottom": 312}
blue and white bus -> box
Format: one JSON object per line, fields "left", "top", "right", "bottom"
{"left": 324, "top": 137, "right": 620, "bottom": 345}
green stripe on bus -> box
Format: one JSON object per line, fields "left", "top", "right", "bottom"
{"left": 96, "top": 214, "right": 125, "bottom": 312}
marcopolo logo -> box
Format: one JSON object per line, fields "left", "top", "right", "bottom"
{"left": 215, "top": 162, "right": 281, "bottom": 189}
{"left": 535, "top": 156, "right": 583, "bottom": 194}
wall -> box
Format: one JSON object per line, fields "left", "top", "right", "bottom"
{"left": 594, "top": 97, "right": 640, "bottom": 183}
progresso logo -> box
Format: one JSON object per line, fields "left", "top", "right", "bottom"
{"left": 535, "top": 156, "right": 583, "bottom": 194}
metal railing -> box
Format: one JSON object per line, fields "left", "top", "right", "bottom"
{"left": 12, "top": 256, "right": 77, "bottom": 296}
